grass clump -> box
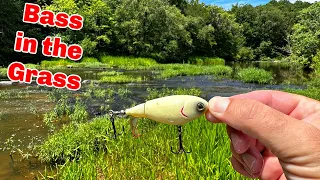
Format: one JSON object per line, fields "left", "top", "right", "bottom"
{"left": 160, "top": 64, "right": 232, "bottom": 79}
{"left": 237, "top": 67, "right": 274, "bottom": 84}
{"left": 100, "top": 56, "right": 159, "bottom": 70}
{"left": 99, "top": 75, "right": 143, "bottom": 83}
{"left": 41, "top": 59, "right": 75, "bottom": 69}
{"left": 189, "top": 57, "right": 225, "bottom": 65}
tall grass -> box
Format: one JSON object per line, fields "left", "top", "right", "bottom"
{"left": 237, "top": 67, "right": 274, "bottom": 84}
{"left": 100, "top": 56, "right": 159, "bottom": 70}
{"left": 37, "top": 87, "right": 248, "bottom": 179}
{"left": 37, "top": 116, "right": 246, "bottom": 179}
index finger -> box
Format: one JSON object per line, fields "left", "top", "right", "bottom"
{"left": 231, "top": 90, "right": 320, "bottom": 120}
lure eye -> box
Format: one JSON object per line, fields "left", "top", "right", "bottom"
{"left": 197, "top": 102, "right": 205, "bottom": 112}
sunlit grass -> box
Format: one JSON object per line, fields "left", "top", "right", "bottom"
{"left": 159, "top": 64, "right": 233, "bottom": 79}
{"left": 100, "top": 56, "right": 159, "bottom": 70}
{"left": 37, "top": 116, "right": 246, "bottom": 179}
{"left": 237, "top": 67, "right": 274, "bottom": 84}
{"left": 189, "top": 57, "right": 225, "bottom": 65}
{"left": 99, "top": 75, "right": 144, "bottom": 83}
{"left": 97, "top": 71, "right": 124, "bottom": 76}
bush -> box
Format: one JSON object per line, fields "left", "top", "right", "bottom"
{"left": 237, "top": 67, "right": 274, "bottom": 84}
{"left": 236, "top": 47, "right": 255, "bottom": 61}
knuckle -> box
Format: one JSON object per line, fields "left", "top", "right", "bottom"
{"left": 238, "top": 100, "right": 266, "bottom": 122}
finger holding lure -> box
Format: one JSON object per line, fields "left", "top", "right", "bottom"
{"left": 110, "top": 95, "right": 209, "bottom": 154}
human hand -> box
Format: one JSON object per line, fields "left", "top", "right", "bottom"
{"left": 205, "top": 90, "right": 320, "bottom": 179}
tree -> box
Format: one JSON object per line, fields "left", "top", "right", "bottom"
{"left": 186, "top": 2, "right": 244, "bottom": 60}
{"left": 289, "top": 2, "right": 320, "bottom": 68}
{"left": 111, "top": 0, "right": 192, "bottom": 63}
{"left": 45, "top": 0, "right": 114, "bottom": 57}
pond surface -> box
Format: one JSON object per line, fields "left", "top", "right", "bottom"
{"left": 0, "top": 62, "right": 305, "bottom": 179}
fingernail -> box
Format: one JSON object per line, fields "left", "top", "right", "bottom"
{"left": 230, "top": 133, "right": 242, "bottom": 153}
{"left": 242, "top": 153, "right": 256, "bottom": 173}
{"left": 209, "top": 97, "right": 230, "bottom": 114}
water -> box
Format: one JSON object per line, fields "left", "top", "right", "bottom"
{"left": 0, "top": 62, "right": 305, "bottom": 179}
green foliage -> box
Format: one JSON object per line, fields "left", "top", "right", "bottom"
{"left": 236, "top": 47, "right": 255, "bottom": 61}
{"left": 189, "top": 57, "right": 225, "bottom": 65}
{"left": 231, "top": 1, "right": 311, "bottom": 60}
{"left": 0, "top": 89, "right": 30, "bottom": 99}
{"left": 290, "top": 2, "right": 320, "bottom": 68}
{"left": 100, "top": 56, "right": 158, "bottom": 69}
{"left": 41, "top": 59, "right": 75, "bottom": 69}
{"left": 186, "top": 4, "right": 244, "bottom": 59}
{"left": 285, "top": 88, "right": 320, "bottom": 101}
{"left": 80, "top": 57, "right": 99, "bottom": 63}
{"left": 68, "top": 100, "right": 89, "bottom": 124}
{"left": 160, "top": 64, "right": 232, "bottom": 78}
{"left": 237, "top": 67, "right": 274, "bottom": 84}
{"left": 97, "top": 71, "right": 123, "bottom": 76}
{"left": 45, "top": 0, "right": 114, "bottom": 56}
{"left": 99, "top": 75, "right": 143, "bottom": 83}
{"left": 0, "top": 68, "right": 7, "bottom": 77}
{"left": 38, "top": 115, "right": 247, "bottom": 179}
{"left": 112, "top": 0, "right": 192, "bottom": 62}
{"left": 146, "top": 86, "right": 202, "bottom": 100}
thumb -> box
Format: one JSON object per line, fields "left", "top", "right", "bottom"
{"left": 206, "top": 97, "right": 317, "bottom": 158}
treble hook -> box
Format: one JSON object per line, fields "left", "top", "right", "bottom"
{"left": 108, "top": 110, "right": 126, "bottom": 139}
{"left": 171, "top": 126, "right": 192, "bottom": 154}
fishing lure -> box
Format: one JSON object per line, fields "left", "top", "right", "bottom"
{"left": 109, "top": 95, "right": 208, "bottom": 153}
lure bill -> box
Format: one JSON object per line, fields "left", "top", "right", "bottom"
{"left": 125, "top": 95, "right": 209, "bottom": 137}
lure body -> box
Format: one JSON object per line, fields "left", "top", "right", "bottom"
{"left": 125, "top": 95, "right": 208, "bottom": 137}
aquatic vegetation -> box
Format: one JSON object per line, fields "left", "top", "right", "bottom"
{"left": 159, "top": 64, "right": 233, "bottom": 78}
{"left": 189, "top": 57, "right": 225, "bottom": 65}
{"left": 37, "top": 115, "right": 245, "bottom": 179}
{"left": 41, "top": 59, "right": 74, "bottom": 69}
{"left": 147, "top": 87, "right": 202, "bottom": 100}
{"left": 97, "top": 71, "right": 123, "bottom": 76}
{"left": 99, "top": 75, "right": 143, "bottom": 83}
{"left": 0, "top": 89, "right": 30, "bottom": 99}
{"left": 237, "top": 67, "right": 274, "bottom": 84}
{"left": 68, "top": 100, "right": 89, "bottom": 124}
{"left": 100, "top": 56, "right": 159, "bottom": 70}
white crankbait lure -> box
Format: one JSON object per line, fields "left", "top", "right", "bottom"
{"left": 124, "top": 95, "right": 208, "bottom": 137}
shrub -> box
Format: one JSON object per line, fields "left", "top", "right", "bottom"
{"left": 236, "top": 47, "right": 255, "bottom": 61}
